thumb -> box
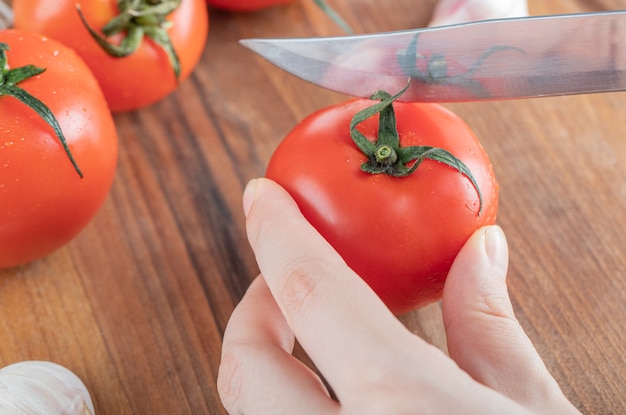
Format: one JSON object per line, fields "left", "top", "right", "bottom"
{"left": 442, "top": 225, "right": 577, "bottom": 414}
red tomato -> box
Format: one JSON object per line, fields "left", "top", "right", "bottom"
{"left": 206, "top": 0, "right": 292, "bottom": 12}
{"left": 266, "top": 93, "right": 498, "bottom": 314}
{"left": 13, "top": 0, "right": 209, "bottom": 112}
{"left": 0, "top": 30, "right": 118, "bottom": 268}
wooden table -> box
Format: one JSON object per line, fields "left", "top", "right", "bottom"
{"left": 1, "top": 0, "right": 625, "bottom": 413}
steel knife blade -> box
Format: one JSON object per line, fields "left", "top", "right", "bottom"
{"left": 240, "top": 10, "right": 626, "bottom": 102}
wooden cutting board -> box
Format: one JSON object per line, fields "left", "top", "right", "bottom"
{"left": 1, "top": 0, "right": 625, "bottom": 413}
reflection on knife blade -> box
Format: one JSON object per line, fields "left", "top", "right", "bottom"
{"left": 396, "top": 32, "right": 527, "bottom": 99}
{"left": 240, "top": 10, "right": 626, "bottom": 102}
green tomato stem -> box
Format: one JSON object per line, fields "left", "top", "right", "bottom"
{"left": 75, "top": 0, "right": 182, "bottom": 81}
{"left": 0, "top": 43, "right": 83, "bottom": 178}
{"left": 374, "top": 145, "right": 398, "bottom": 165}
{"left": 349, "top": 81, "right": 483, "bottom": 214}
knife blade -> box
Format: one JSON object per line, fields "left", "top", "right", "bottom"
{"left": 240, "top": 10, "right": 626, "bottom": 102}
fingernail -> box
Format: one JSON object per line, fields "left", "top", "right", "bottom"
{"left": 242, "top": 179, "right": 258, "bottom": 217}
{"left": 484, "top": 225, "right": 508, "bottom": 278}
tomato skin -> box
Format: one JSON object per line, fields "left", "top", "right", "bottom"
{"left": 0, "top": 30, "right": 118, "bottom": 268}
{"left": 13, "top": 0, "right": 209, "bottom": 112}
{"left": 266, "top": 99, "right": 498, "bottom": 314}
{"left": 206, "top": 0, "right": 293, "bottom": 12}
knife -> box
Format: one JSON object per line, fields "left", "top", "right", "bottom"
{"left": 240, "top": 10, "right": 626, "bottom": 102}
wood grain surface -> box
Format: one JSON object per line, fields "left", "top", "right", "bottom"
{"left": 1, "top": 0, "right": 626, "bottom": 414}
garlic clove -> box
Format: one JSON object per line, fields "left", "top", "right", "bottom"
{"left": 429, "top": 0, "right": 529, "bottom": 27}
{"left": 0, "top": 360, "right": 95, "bottom": 415}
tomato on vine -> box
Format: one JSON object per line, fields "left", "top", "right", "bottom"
{"left": 0, "top": 30, "right": 118, "bottom": 268}
{"left": 13, "top": 0, "right": 209, "bottom": 112}
{"left": 266, "top": 85, "right": 498, "bottom": 314}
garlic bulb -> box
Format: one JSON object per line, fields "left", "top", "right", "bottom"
{"left": 0, "top": 361, "right": 94, "bottom": 415}
{"left": 429, "top": 0, "right": 528, "bottom": 27}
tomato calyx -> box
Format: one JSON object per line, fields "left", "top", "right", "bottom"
{"left": 350, "top": 83, "right": 483, "bottom": 214}
{"left": 0, "top": 43, "right": 83, "bottom": 178}
{"left": 76, "top": 0, "right": 182, "bottom": 80}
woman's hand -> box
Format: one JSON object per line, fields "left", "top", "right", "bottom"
{"left": 217, "top": 178, "right": 580, "bottom": 415}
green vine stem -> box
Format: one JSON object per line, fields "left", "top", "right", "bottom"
{"left": 350, "top": 82, "right": 483, "bottom": 214}
{"left": 0, "top": 43, "right": 83, "bottom": 178}
{"left": 76, "top": 0, "right": 182, "bottom": 81}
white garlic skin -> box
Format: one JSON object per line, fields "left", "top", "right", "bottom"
{"left": 0, "top": 360, "right": 94, "bottom": 415}
{"left": 429, "top": 0, "right": 528, "bottom": 26}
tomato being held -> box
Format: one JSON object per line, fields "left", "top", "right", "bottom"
{"left": 0, "top": 30, "right": 118, "bottom": 268}
{"left": 13, "top": 0, "right": 209, "bottom": 112}
{"left": 266, "top": 87, "right": 498, "bottom": 314}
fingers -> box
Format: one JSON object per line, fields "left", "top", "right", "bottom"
{"left": 225, "top": 179, "right": 578, "bottom": 414}
{"left": 242, "top": 178, "right": 418, "bottom": 391}
{"left": 442, "top": 225, "right": 579, "bottom": 414}
{"left": 218, "top": 276, "right": 339, "bottom": 415}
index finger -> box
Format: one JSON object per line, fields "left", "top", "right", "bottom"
{"left": 243, "top": 178, "right": 422, "bottom": 390}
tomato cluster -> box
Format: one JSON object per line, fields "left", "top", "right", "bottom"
{"left": 1, "top": 0, "right": 345, "bottom": 269}
{"left": 1, "top": 0, "right": 209, "bottom": 268}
